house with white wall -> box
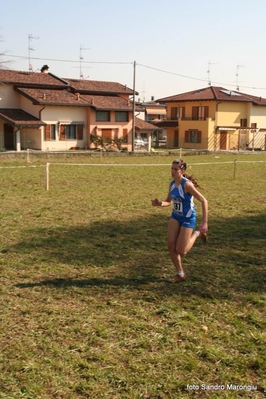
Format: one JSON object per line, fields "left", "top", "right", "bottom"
{"left": 0, "top": 66, "right": 144, "bottom": 152}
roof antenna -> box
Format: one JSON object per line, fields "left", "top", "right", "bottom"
{"left": 28, "top": 34, "right": 39, "bottom": 72}
{"left": 207, "top": 61, "right": 217, "bottom": 86}
{"left": 79, "top": 44, "right": 91, "bottom": 79}
{"left": 236, "top": 64, "right": 245, "bottom": 91}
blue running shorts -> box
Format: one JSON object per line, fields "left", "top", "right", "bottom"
{"left": 171, "top": 212, "right": 196, "bottom": 229}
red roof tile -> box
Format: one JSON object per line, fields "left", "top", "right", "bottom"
{"left": 15, "top": 87, "right": 89, "bottom": 105}
{"left": 81, "top": 95, "right": 137, "bottom": 110}
{"left": 15, "top": 89, "right": 143, "bottom": 111}
{"left": 0, "top": 108, "right": 45, "bottom": 127}
{"left": 135, "top": 117, "right": 156, "bottom": 130}
{"left": 157, "top": 86, "right": 266, "bottom": 105}
{"left": 65, "top": 78, "right": 135, "bottom": 94}
{"left": 0, "top": 68, "right": 68, "bottom": 87}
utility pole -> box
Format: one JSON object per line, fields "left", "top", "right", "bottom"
{"left": 132, "top": 61, "right": 136, "bottom": 152}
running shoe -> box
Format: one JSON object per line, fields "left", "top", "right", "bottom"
{"left": 199, "top": 231, "right": 207, "bottom": 243}
{"left": 166, "top": 274, "right": 186, "bottom": 283}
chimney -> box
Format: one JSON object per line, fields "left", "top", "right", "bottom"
{"left": 77, "top": 93, "right": 80, "bottom": 101}
{"left": 41, "top": 65, "right": 49, "bottom": 73}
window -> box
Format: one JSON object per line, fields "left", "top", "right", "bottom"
{"left": 185, "top": 130, "right": 202, "bottom": 143}
{"left": 115, "top": 111, "right": 128, "bottom": 122}
{"left": 60, "top": 124, "right": 83, "bottom": 140}
{"left": 171, "top": 107, "right": 185, "bottom": 119}
{"left": 45, "top": 124, "right": 56, "bottom": 141}
{"left": 192, "top": 106, "right": 208, "bottom": 120}
{"left": 96, "top": 111, "right": 110, "bottom": 121}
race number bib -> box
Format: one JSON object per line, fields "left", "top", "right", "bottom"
{"left": 173, "top": 198, "right": 183, "bottom": 215}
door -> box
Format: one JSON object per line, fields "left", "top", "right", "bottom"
{"left": 102, "top": 129, "right": 112, "bottom": 140}
{"left": 174, "top": 130, "right": 179, "bottom": 147}
{"left": 220, "top": 131, "right": 227, "bottom": 150}
{"left": 4, "top": 123, "right": 15, "bottom": 150}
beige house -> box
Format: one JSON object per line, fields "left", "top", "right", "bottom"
{"left": 157, "top": 86, "right": 266, "bottom": 151}
{"left": 0, "top": 66, "right": 143, "bottom": 152}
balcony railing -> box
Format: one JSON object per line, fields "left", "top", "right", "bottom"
{"left": 162, "top": 116, "right": 208, "bottom": 121}
{"left": 181, "top": 117, "right": 207, "bottom": 121}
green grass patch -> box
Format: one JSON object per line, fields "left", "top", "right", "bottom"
{"left": 0, "top": 153, "right": 265, "bottom": 398}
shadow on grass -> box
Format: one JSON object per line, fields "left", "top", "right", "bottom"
{"left": 9, "top": 211, "right": 266, "bottom": 299}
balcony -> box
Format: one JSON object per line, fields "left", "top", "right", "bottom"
{"left": 159, "top": 116, "right": 209, "bottom": 122}
{"left": 181, "top": 117, "right": 207, "bottom": 121}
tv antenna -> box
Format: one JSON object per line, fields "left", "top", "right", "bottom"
{"left": 141, "top": 82, "right": 147, "bottom": 102}
{"left": 28, "top": 34, "right": 39, "bottom": 72}
{"left": 207, "top": 61, "right": 217, "bottom": 86}
{"left": 236, "top": 64, "right": 245, "bottom": 91}
{"left": 79, "top": 44, "right": 91, "bottom": 79}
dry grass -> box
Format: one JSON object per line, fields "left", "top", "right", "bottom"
{"left": 0, "top": 152, "right": 265, "bottom": 398}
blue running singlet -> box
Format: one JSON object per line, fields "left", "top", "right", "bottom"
{"left": 169, "top": 178, "right": 196, "bottom": 227}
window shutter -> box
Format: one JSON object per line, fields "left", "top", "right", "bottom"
{"left": 45, "top": 125, "right": 51, "bottom": 141}
{"left": 192, "top": 107, "right": 197, "bottom": 120}
{"left": 77, "top": 125, "right": 83, "bottom": 140}
{"left": 185, "top": 130, "right": 190, "bottom": 143}
{"left": 171, "top": 107, "right": 177, "bottom": 119}
{"left": 60, "top": 125, "right": 66, "bottom": 141}
{"left": 204, "top": 106, "right": 209, "bottom": 119}
{"left": 123, "top": 128, "right": 128, "bottom": 143}
{"left": 251, "top": 122, "right": 257, "bottom": 129}
{"left": 197, "top": 131, "right": 202, "bottom": 143}
{"left": 182, "top": 107, "right": 185, "bottom": 118}
{"left": 240, "top": 119, "right": 247, "bottom": 127}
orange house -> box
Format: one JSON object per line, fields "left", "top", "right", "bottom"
{"left": 157, "top": 86, "right": 266, "bottom": 151}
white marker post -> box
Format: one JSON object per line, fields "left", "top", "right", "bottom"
{"left": 46, "top": 163, "right": 50, "bottom": 190}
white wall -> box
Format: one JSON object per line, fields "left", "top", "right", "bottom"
{"left": 0, "top": 84, "right": 20, "bottom": 108}
{"left": 249, "top": 104, "right": 266, "bottom": 127}
{"left": 41, "top": 106, "right": 87, "bottom": 151}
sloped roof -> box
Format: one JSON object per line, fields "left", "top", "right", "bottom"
{"left": 135, "top": 117, "right": 157, "bottom": 130}
{"left": 0, "top": 108, "right": 45, "bottom": 127}
{"left": 65, "top": 78, "right": 135, "bottom": 94}
{"left": 15, "top": 87, "right": 89, "bottom": 106}
{"left": 81, "top": 94, "right": 141, "bottom": 110}
{"left": 157, "top": 86, "right": 266, "bottom": 105}
{"left": 0, "top": 68, "right": 68, "bottom": 87}
{"left": 15, "top": 88, "right": 143, "bottom": 111}
{"left": 0, "top": 68, "right": 137, "bottom": 96}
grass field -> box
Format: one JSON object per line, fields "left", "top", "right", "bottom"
{"left": 0, "top": 153, "right": 265, "bottom": 398}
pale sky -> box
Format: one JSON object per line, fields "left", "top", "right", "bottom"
{"left": 1, "top": 0, "right": 266, "bottom": 101}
